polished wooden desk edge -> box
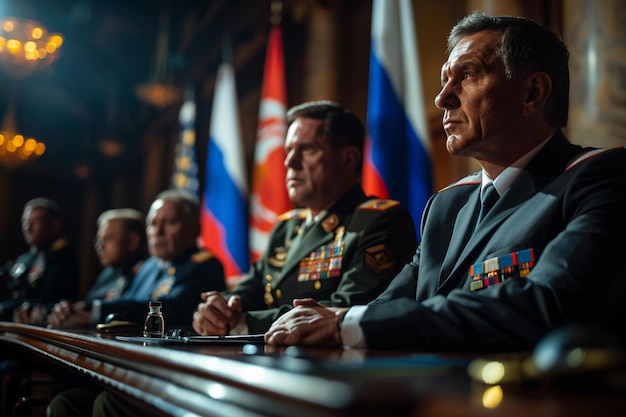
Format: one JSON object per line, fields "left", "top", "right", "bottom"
{"left": 6, "top": 322, "right": 625, "bottom": 417}
{"left": 1, "top": 321, "right": 428, "bottom": 417}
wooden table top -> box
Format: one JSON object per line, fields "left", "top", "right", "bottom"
{"left": 2, "top": 321, "right": 625, "bottom": 417}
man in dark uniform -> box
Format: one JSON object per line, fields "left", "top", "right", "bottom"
{"left": 1, "top": 198, "right": 78, "bottom": 416}
{"left": 50, "top": 189, "right": 226, "bottom": 327}
{"left": 265, "top": 14, "right": 626, "bottom": 351}
{"left": 85, "top": 209, "right": 148, "bottom": 303}
{"left": 3, "top": 198, "right": 78, "bottom": 323}
{"left": 192, "top": 101, "right": 418, "bottom": 336}
{"left": 47, "top": 190, "right": 227, "bottom": 416}
{"left": 46, "top": 208, "right": 148, "bottom": 328}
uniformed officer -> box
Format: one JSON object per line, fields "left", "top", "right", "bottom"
{"left": 48, "top": 103, "right": 418, "bottom": 417}
{"left": 46, "top": 208, "right": 148, "bottom": 328}
{"left": 47, "top": 190, "right": 226, "bottom": 328}
{"left": 2, "top": 198, "right": 78, "bottom": 322}
{"left": 192, "top": 101, "right": 418, "bottom": 335}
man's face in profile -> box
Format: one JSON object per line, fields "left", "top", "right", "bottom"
{"left": 22, "top": 206, "right": 57, "bottom": 248}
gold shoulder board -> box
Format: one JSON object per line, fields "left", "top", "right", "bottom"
{"left": 192, "top": 250, "right": 214, "bottom": 263}
{"left": 357, "top": 199, "right": 400, "bottom": 211}
{"left": 51, "top": 238, "right": 68, "bottom": 251}
{"left": 277, "top": 208, "right": 306, "bottom": 221}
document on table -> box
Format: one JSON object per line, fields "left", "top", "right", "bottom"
{"left": 115, "top": 334, "right": 266, "bottom": 344}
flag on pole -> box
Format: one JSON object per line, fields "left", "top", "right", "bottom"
{"left": 362, "top": 0, "right": 433, "bottom": 235}
{"left": 249, "top": 25, "right": 291, "bottom": 263}
{"left": 170, "top": 87, "right": 200, "bottom": 197}
{"left": 200, "top": 61, "right": 249, "bottom": 280}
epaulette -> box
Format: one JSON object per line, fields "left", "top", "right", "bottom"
{"left": 132, "top": 260, "right": 145, "bottom": 274}
{"left": 565, "top": 147, "right": 621, "bottom": 171}
{"left": 438, "top": 172, "right": 481, "bottom": 193}
{"left": 357, "top": 199, "right": 400, "bottom": 211}
{"left": 50, "top": 238, "right": 67, "bottom": 252}
{"left": 277, "top": 208, "right": 307, "bottom": 221}
{"left": 191, "top": 250, "right": 214, "bottom": 263}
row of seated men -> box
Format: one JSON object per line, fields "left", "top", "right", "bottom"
{"left": 1, "top": 106, "right": 417, "bottom": 333}
{"left": 1, "top": 101, "right": 418, "bottom": 416}
{"left": 3, "top": 39, "right": 626, "bottom": 414}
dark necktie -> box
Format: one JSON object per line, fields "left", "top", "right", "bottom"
{"left": 477, "top": 183, "right": 499, "bottom": 224}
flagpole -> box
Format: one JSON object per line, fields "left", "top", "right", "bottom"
{"left": 249, "top": 2, "right": 291, "bottom": 263}
{"left": 271, "top": 0, "right": 282, "bottom": 25}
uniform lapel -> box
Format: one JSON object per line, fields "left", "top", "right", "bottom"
{"left": 437, "top": 171, "right": 537, "bottom": 293}
{"left": 435, "top": 133, "right": 582, "bottom": 294}
{"left": 439, "top": 189, "right": 480, "bottom": 282}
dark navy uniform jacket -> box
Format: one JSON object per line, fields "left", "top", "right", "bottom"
{"left": 360, "top": 131, "right": 626, "bottom": 352}
{"left": 83, "top": 259, "right": 145, "bottom": 305}
{"left": 99, "top": 247, "right": 225, "bottom": 326}
{"left": 0, "top": 238, "right": 78, "bottom": 320}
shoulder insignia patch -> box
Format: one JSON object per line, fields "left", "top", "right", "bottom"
{"left": 364, "top": 244, "right": 396, "bottom": 275}
{"left": 277, "top": 208, "right": 307, "bottom": 221}
{"left": 132, "top": 260, "right": 145, "bottom": 274}
{"left": 191, "top": 250, "right": 214, "bottom": 263}
{"left": 51, "top": 238, "right": 68, "bottom": 252}
{"left": 321, "top": 214, "right": 340, "bottom": 232}
{"left": 358, "top": 199, "right": 400, "bottom": 211}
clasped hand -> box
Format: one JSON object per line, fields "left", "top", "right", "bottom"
{"left": 264, "top": 298, "right": 346, "bottom": 347}
{"left": 192, "top": 291, "right": 243, "bottom": 336}
{"left": 46, "top": 300, "right": 91, "bottom": 328}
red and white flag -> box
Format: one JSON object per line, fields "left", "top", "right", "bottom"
{"left": 249, "top": 26, "right": 291, "bottom": 262}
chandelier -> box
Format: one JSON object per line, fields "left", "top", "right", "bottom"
{"left": 0, "top": 17, "right": 62, "bottom": 170}
{"left": 135, "top": 1, "right": 181, "bottom": 108}
{"left": 0, "top": 17, "right": 63, "bottom": 79}
{"left": 0, "top": 95, "right": 45, "bottom": 170}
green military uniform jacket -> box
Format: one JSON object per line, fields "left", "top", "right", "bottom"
{"left": 224, "top": 185, "right": 418, "bottom": 333}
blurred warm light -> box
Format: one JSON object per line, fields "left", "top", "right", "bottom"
{"left": 481, "top": 385, "right": 503, "bottom": 409}
{"left": 98, "top": 139, "right": 126, "bottom": 158}
{"left": 0, "top": 97, "right": 45, "bottom": 170}
{"left": 0, "top": 17, "right": 63, "bottom": 79}
{"left": 135, "top": 82, "right": 182, "bottom": 108}
{"left": 0, "top": 17, "right": 60, "bottom": 169}
{"left": 74, "top": 164, "right": 91, "bottom": 179}
{"left": 0, "top": 131, "right": 45, "bottom": 169}
{"left": 135, "top": 1, "right": 181, "bottom": 108}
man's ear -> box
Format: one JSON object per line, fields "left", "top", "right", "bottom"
{"left": 523, "top": 71, "right": 552, "bottom": 117}
{"left": 127, "top": 232, "right": 141, "bottom": 252}
{"left": 50, "top": 217, "right": 62, "bottom": 235}
{"left": 342, "top": 146, "right": 361, "bottom": 175}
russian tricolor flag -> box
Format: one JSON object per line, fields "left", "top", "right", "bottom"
{"left": 249, "top": 25, "right": 291, "bottom": 263}
{"left": 362, "top": 0, "right": 433, "bottom": 235}
{"left": 200, "top": 61, "right": 249, "bottom": 281}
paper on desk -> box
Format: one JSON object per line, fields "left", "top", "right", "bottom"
{"left": 115, "top": 334, "right": 266, "bottom": 344}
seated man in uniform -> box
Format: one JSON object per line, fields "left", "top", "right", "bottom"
{"left": 4, "top": 198, "right": 78, "bottom": 323}
{"left": 192, "top": 100, "right": 418, "bottom": 336}
{"left": 46, "top": 208, "right": 148, "bottom": 328}
{"left": 264, "top": 13, "right": 626, "bottom": 352}
{"left": 48, "top": 189, "right": 226, "bottom": 328}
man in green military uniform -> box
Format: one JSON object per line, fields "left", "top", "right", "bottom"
{"left": 192, "top": 101, "right": 418, "bottom": 335}
{"left": 2, "top": 198, "right": 78, "bottom": 322}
